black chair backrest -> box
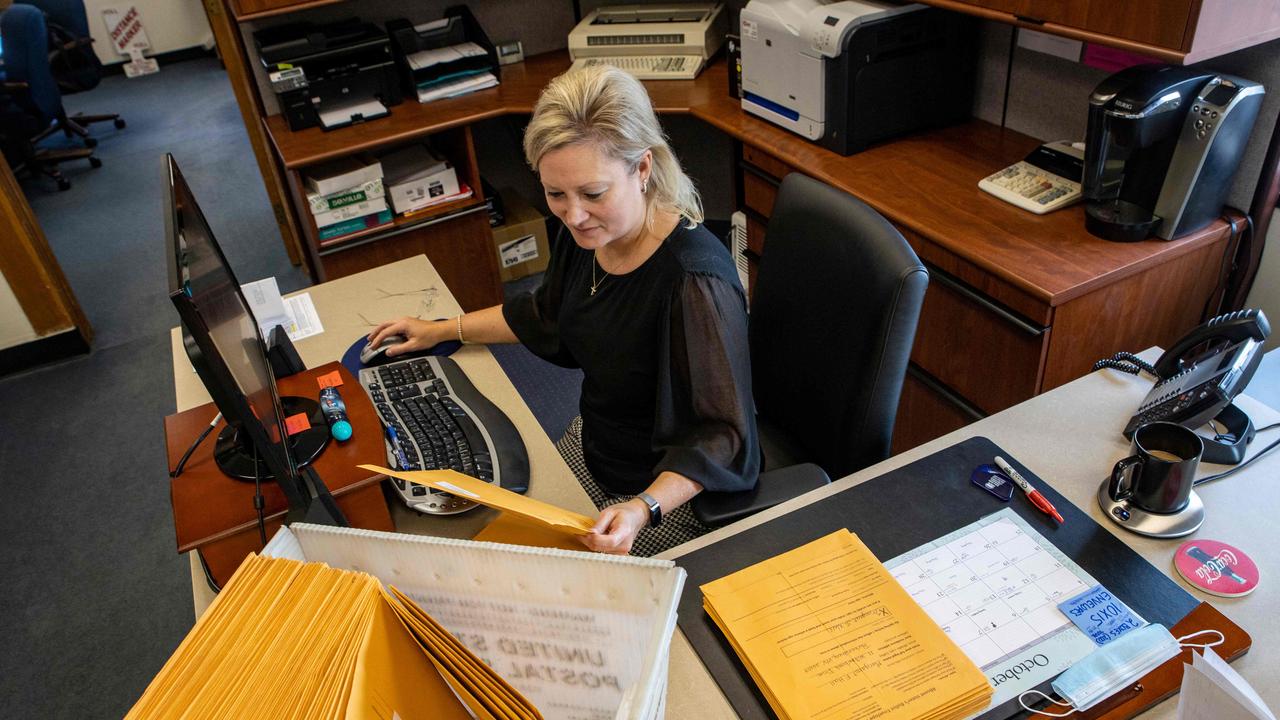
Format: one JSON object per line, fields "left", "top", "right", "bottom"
{"left": 21, "top": 0, "right": 103, "bottom": 93}
{"left": 750, "top": 173, "right": 928, "bottom": 479}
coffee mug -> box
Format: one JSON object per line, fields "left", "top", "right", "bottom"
{"left": 1107, "top": 422, "right": 1203, "bottom": 514}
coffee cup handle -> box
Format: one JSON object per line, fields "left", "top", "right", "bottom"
{"left": 1108, "top": 456, "right": 1142, "bottom": 502}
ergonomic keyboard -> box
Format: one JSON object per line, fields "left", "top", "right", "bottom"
{"left": 570, "top": 55, "right": 704, "bottom": 80}
{"left": 358, "top": 355, "right": 529, "bottom": 515}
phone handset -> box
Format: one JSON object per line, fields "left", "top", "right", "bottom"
{"left": 1123, "top": 309, "right": 1269, "bottom": 466}
{"left": 1152, "top": 309, "right": 1270, "bottom": 379}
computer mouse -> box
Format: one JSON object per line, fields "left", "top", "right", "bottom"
{"left": 359, "top": 334, "right": 407, "bottom": 365}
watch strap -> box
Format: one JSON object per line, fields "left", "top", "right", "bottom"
{"left": 636, "top": 492, "right": 662, "bottom": 528}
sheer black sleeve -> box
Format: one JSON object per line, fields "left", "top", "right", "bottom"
{"left": 502, "top": 229, "right": 580, "bottom": 368}
{"left": 652, "top": 272, "right": 759, "bottom": 493}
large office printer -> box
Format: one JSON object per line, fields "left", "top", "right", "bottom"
{"left": 254, "top": 20, "right": 403, "bottom": 132}
{"left": 739, "top": 0, "right": 975, "bottom": 155}
{"left": 568, "top": 3, "right": 728, "bottom": 80}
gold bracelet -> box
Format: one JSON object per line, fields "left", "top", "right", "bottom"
{"left": 456, "top": 315, "right": 467, "bottom": 344}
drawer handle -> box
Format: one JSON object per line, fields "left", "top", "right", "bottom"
{"left": 740, "top": 162, "right": 781, "bottom": 188}
{"left": 907, "top": 364, "right": 985, "bottom": 421}
{"left": 927, "top": 265, "right": 1047, "bottom": 337}
{"left": 318, "top": 204, "right": 487, "bottom": 256}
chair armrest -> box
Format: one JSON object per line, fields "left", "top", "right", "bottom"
{"left": 692, "top": 463, "right": 831, "bottom": 527}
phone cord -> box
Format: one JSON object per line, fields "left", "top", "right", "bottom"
{"left": 1092, "top": 352, "right": 1157, "bottom": 377}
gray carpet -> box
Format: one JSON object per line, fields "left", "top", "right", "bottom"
{"left": 1, "top": 54, "right": 582, "bottom": 718}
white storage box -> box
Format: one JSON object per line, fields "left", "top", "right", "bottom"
{"left": 264, "top": 524, "right": 684, "bottom": 720}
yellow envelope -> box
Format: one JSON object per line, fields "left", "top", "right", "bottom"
{"left": 361, "top": 466, "right": 595, "bottom": 535}
{"left": 473, "top": 512, "right": 590, "bottom": 552}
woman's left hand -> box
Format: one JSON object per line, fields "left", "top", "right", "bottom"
{"left": 579, "top": 499, "right": 649, "bottom": 555}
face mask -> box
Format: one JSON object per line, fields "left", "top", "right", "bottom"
{"left": 1018, "top": 625, "right": 1224, "bottom": 717}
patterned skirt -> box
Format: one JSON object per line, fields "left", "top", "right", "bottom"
{"left": 555, "top": 416, "right": 712, "bottom": 557}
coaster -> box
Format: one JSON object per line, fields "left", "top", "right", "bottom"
{"left": 1174, "top": 539, "right": 1259, "bottom": 597}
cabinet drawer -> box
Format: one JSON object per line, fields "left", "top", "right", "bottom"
{"left": 742, "top": 168, "right": 779, "bottom": 219}
{"left": 911, "top": 268, "right": 1049, "bottom": 415}
{"left": 745, "top": 213, "right": 767, "bottom": 257}
{"left": 891, "top": 367, "right": 981, "bottom": 455}
{"left": 742, "top": 145, "right": 794, "bottom": 182}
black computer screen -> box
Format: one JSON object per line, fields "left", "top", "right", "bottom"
{"left": 164, "top": 154, "right": 301, "bottom": 492}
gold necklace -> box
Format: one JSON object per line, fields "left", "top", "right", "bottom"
{"left": 590, "top": 251, "right": 611, "bottom": 296}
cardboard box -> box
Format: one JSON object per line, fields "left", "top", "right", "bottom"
{"left": 491, "top": 191, "right": 550, "bottom": 282}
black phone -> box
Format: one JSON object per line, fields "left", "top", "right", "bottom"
{"left": 1124, "top": 309, "right": 1270, "bottom": 464}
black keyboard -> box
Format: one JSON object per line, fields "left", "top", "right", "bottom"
{"left": 358, "top": 355, "right": 529, "bottom": 515}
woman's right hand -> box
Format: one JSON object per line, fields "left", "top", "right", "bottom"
{"left": 368, "top": 316, "right": 452, "bottom": 358}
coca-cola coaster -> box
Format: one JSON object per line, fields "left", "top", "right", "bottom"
{"left": 1174, "top": 539, "right": 1259, "bottom": 597}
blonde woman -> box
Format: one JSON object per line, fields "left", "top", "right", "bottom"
{"left": 371, "top": 65, "right": 757, "bottom": 556}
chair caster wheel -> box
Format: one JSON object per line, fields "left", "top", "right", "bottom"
{"left": 85, "top": 137, "right": 98, "bottom": 148}
{"left": 114, "top": 118, "right": 126, "bottom": 129}
{"left": 57, "top": 178, "right": 71, "bottom": 191}
{"left": 90, "top": 157, "right": 103, "bottom": 168}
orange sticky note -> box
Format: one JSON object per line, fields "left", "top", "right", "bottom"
{"left": 316, "top": 370, "right": 343, "bottom": 389}
{"left": 284, "top": 413, "right": 311, "bottom": 436}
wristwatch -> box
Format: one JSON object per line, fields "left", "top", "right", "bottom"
{"left": 636, "top": 492, "right": 662, "bottom": 528}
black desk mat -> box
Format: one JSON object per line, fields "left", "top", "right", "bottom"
{"left": 675, "top": 436, "right": 1198, "bottom": 720}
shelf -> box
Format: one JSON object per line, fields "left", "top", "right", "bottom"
{"left": 264, "top": 51, "right": 728, "bottom": 169}
{"left": 232, "top": 0, "right": 345, "bottom": 22}
{"left": 316, "top": 196, "right": 485, "bottom": 250}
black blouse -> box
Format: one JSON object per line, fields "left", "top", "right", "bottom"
{"left": 503, "top": 220, "right": 759, "bottom": 496}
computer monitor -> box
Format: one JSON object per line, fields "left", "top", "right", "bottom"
{"left": 163, "top": 154, "right": 328, "bottom": 510}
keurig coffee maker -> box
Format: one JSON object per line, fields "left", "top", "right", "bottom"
{"left": 1082, "top": 65, "right": 1264, "bottom": 242}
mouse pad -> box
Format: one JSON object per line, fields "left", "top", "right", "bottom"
{"left": 674, "top": 436, "right": 1199, "bottom": 720}
{"left": 340, "top": 335, "right": 460, "bottom": 378}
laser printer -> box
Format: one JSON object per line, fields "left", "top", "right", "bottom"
{"left": 740, "top": 0, "right": 975, "bottom": 154}
{"left": 254, "top": 20, "right": 403, "bottom": 132}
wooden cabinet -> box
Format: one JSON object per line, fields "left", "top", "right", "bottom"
{"left": 730, "top": 120, "right": 1231, "bottom": 455}
{"left": 922, "top": 0, "right": 1280, "bottom": 64}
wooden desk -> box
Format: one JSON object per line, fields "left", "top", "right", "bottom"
{"left": 256, "top": 51, "right": 1233, "bottom": 452}
{"left": 664, "top": 355, "right": 1280, "bottom": 720}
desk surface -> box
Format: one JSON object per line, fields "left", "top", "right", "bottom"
{"left": 664, "top": 352, "right": 1280, "bottom": 720}
{"left": 173, "top": 257, "right": 1280, "bottom": 719}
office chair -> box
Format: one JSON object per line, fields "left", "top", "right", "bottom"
{"left": 0, "top": 2, "right": 100, "bottom": 190}
{"left": 19, "top": 0, "right": 125, "bottom": 147}
{"left": 693, "top": 173, "right": 930, "bottom": 526}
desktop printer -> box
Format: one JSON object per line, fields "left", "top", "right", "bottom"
{"left": 254, "top": 20, "right": 403, "bottom": 132}
{"left": 740, "top": 0, "right": 975, "bottom": 155}
{"left": 568, "top": 3, "right": 728, "bottom": 79}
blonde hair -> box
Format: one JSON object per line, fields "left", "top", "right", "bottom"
{"left": 523, "top": 65, "right": 703, "bottom": 226}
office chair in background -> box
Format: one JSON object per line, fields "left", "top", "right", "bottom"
{"left": 1, "top": 2, "right": 100, "bottom": 190}
{"left": 21, "top": 0, "right": 125, "bottom": 147}
{"left": 694, "top": 173, "right": 930, "bottom": 526}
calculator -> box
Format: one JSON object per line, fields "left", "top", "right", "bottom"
{"left": 979, "top": 141, "right": 1085, "bottom": 214}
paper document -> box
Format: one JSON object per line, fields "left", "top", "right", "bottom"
{"left": 241, "top": 278, "right": 324, "bottom": 341}
{"left": 407, "top": 42, "right": 486, "bottom": 71}
{"left": 1177, "top": 648, "right": 1275, "bottom": 720}
{"left": 319, "top": 98, "right": 388, "bottom": 129}
{"left": 701, "top": 529, "right": 992, "bottom": 720}
{"left": 418, "top": 72, "right": 498, "bottom": 103}
{"left": 884, "top": 508, "right": 1098, "bottom": 712}
{"left": 363, "top": 467, "right": 596, "bottom": 535}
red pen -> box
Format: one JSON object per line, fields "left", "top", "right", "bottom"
{"left": 995, "top": 456, "right": 1065, "bottom": 524}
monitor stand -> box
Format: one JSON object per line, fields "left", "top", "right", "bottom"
{"left": 212, "top": 396, "right": 329, "bottom": 481}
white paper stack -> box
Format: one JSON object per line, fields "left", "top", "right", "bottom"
{"left": 1177, "top": 648, "right": 1275, "bottom": 720}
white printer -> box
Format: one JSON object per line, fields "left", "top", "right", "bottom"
{"left": 739, "top": 0, "right": 976, "bottom": 155}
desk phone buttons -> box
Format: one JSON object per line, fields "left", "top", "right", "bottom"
{"left": 970, "top": 464, "right": 1015, "bottom": 501}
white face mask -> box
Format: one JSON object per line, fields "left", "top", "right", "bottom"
{"left": 1018, "top": 625, "right": 1224, "bottom": 717}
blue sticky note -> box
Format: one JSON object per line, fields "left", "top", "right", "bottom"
{"left": 1058, "top": 584, "right": 1147, "bottom": 646}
